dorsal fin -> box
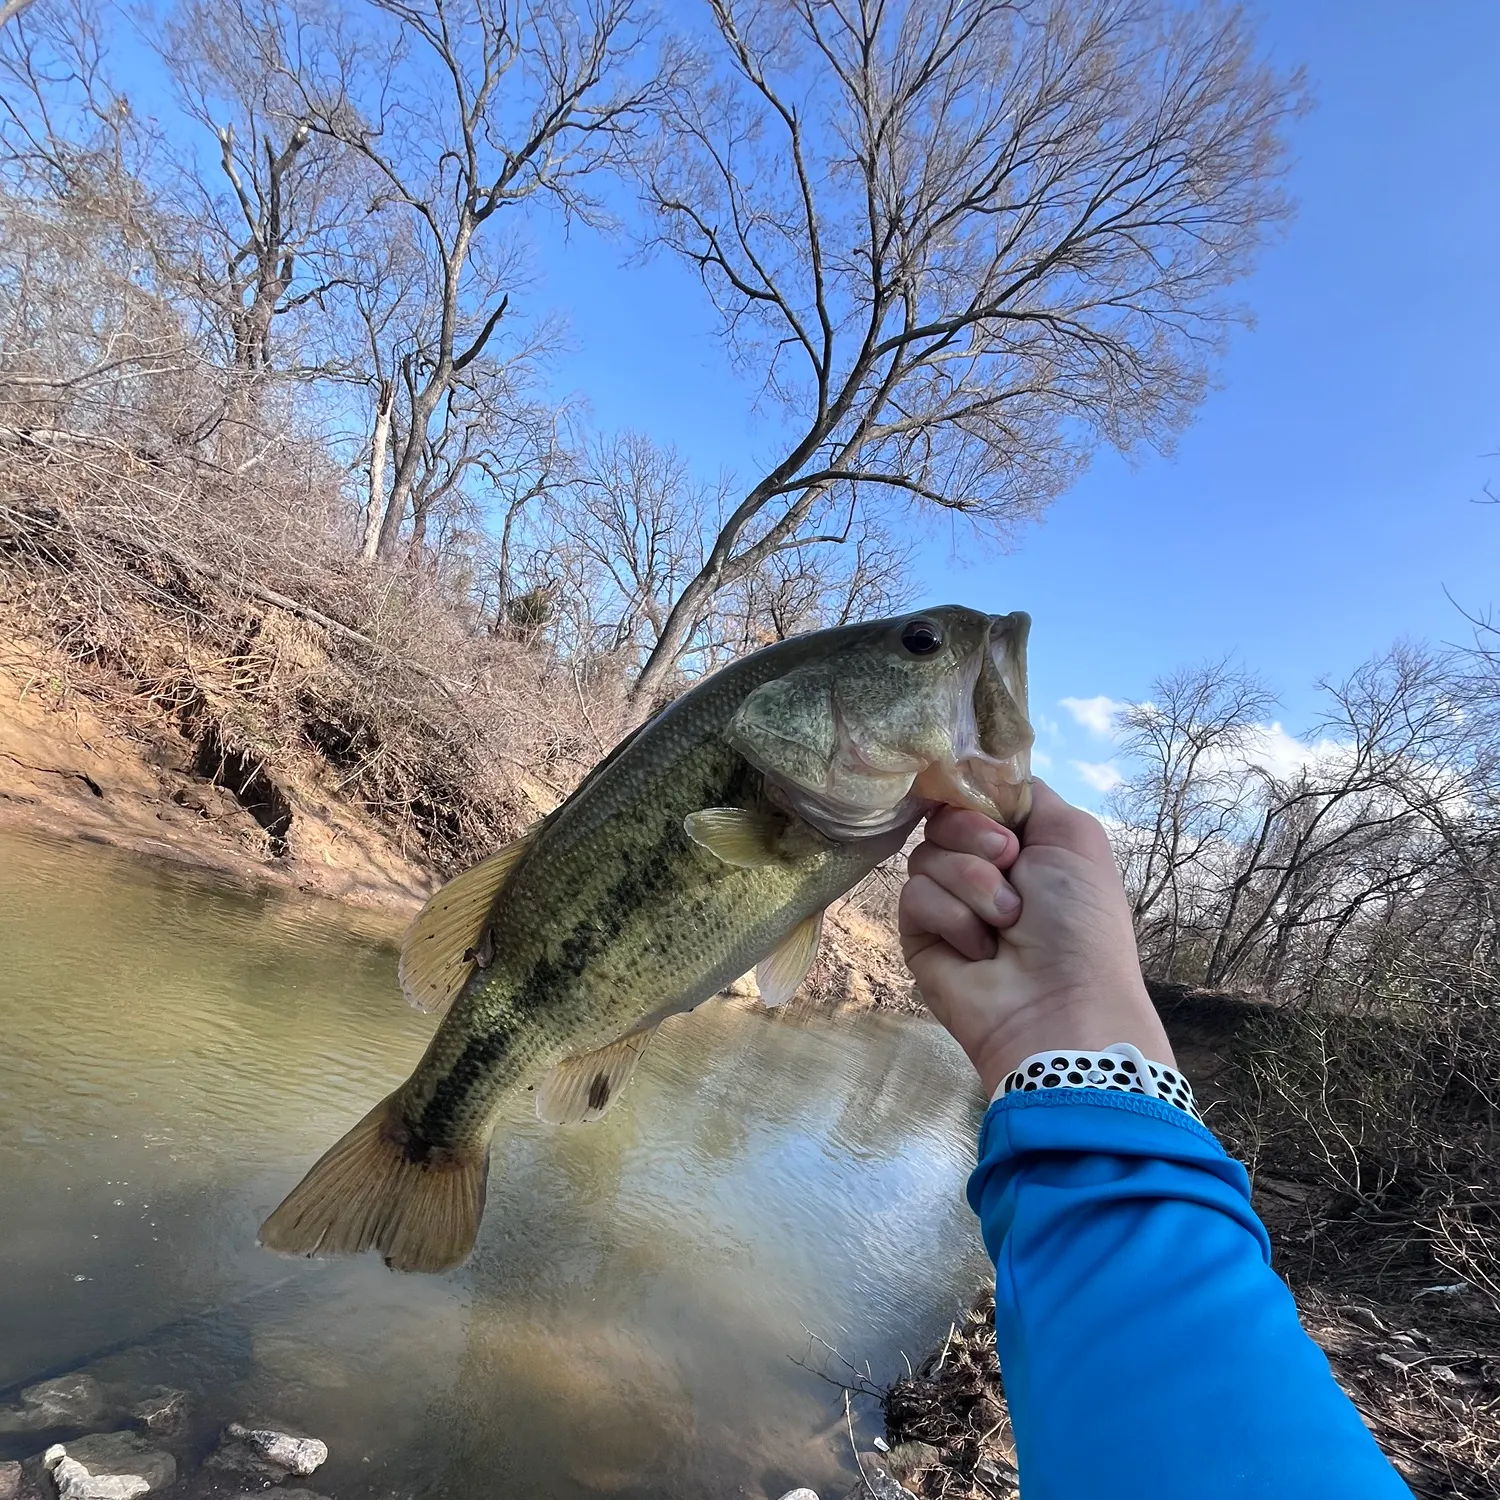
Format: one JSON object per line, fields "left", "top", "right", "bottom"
{"left": 397, "top": 826, "right": 538, "bottom": 1015}
{"left": 756, "top": 909, "right": 824, "bottom": 1007}
{"left": 683, "top": 807, "right": 784, "bottom": 867}
{"left": 534, "top": 1028, "right": 656, "bottom": 1125}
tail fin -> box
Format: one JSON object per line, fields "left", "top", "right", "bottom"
{"left": 259, "top": 1092, "right": 489, "bottom": 1274}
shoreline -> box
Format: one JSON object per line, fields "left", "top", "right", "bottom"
{"left": 0, "top": 636, "right": 435, "bottom": 919}
{"left": 0, "top": 796, "right": 424, "bottom": 920}
{"left": 0, "top": 633, "right": 919, "bottom": 1012}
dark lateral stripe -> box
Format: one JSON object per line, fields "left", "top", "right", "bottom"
{"left": 411, "top": 759, "right": 758, "bottom": 1144}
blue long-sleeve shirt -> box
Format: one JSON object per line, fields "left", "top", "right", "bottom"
{"left": 967, "top": 1088, "right": 1413, "bottom": 1499}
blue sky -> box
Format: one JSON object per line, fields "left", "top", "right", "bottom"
{"left": 528, "top": 2, "right": 1500, "bottom": 807}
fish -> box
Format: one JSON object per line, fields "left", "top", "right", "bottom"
{"left": 259, "top": 605, "right": 1034, "bottom": 1273}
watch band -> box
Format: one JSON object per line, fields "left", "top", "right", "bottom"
{"left": 993, "top": 1041, "right": 1201, "bottom": 1121}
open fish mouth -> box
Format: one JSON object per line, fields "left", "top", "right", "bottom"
{"left": 910, "top": 611, "right": 1033, "bottom": 826}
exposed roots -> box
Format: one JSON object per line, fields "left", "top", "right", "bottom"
{"left": 882, "top": 1290, "right": 1017, "bottom": 1500}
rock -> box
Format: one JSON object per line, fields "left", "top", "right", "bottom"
{"left": 1341, "top": 1306, "right": 1386, "bottom": 1334}
{"left": 0, "top": 1461, "right": 20, "bottom": 1500}
{"left": 207, "top": 1423, "right": 327, "bottom": 1483}
{"left": 0, "top": 1375, "right": 108, "bottom": 1433}
{"left": 884, "top": 1442, "right": 941, "bottom": 1485}
{"left": 774, "top": 1491, "right": 820, "bottom": 1500}
{"left": 41, "top": 1433, "right": 175, "bottom": 1500}
{"left": 9, "top": 1458, "right": 48, "bottom": 1500}
{"left": 44, "top": 1455, "right": 146, "bottom": 1500}
{"left": 855, "top": 1457, "right": 914, "bottom": 1500}
{"left": 127, "top": 1390, "right": 187, "bottom": 1436}
{"left": 226, "top": 1493, "right": 332, "bottom": 1500}
{"left": 1377, "top": 1350, "right": 1422, "bottom": 1372}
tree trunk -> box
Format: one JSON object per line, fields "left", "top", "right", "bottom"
{"left": 406, "top": 501, "right": 428, "bottom": 569}
{"left": 376, "top": 377, "right": 444, "bottom": 563}
{"left": 360, "top": 380, "right": 393, "bottom": 563}
{"left": 625, "top": 572, "right": 716, "bottom": 718}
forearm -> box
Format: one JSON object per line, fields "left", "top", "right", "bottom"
{"left": 969, "top": 1090, "right": 1413, "bottom": 1500}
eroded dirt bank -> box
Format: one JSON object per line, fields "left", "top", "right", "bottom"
{"left": 0, "top": 630, "right": 434, "bottom": 916}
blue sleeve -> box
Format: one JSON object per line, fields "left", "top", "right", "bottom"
{"left": 967, "top": 1088, "right": 1412, "bottom": 1500}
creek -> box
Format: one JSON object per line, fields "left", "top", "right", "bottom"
{"left": 0, "top": 829, "right": 990, "bottom": 1498}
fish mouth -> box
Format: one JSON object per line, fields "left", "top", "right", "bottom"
{"left": 911, "top": 611, "right": 1034, "bottom": 827}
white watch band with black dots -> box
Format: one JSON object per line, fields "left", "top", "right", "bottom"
{"left": 993, "top": 1041, "right": 1201, "bottom": 1121}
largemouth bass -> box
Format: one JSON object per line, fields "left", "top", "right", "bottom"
{"left": 260, "top": 606, "right": 1033, "bottom": 1272}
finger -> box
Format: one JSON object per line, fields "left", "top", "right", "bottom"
{"left": 899, "top": 872, "right": 998, "bottom": 962}
{"left": 922, "top": 806, "right": 1020, "bottom": 869}
{"left": 1021, "top": 778, "right": 1114, "bottom": 862}
{"left": 990, "top": 870, "right": 1022, "bottom": 930}
{"left": 908, "top": 840, "right": 1020, "bottom": 927}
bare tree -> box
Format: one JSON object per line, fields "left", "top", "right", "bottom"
{"left": 708, "top": 511, "right": 911, "bottom": 661}
{"left": 1110, "top": 645, "right": 1491, "bottom": 999}
{"left": 1202, "top": 648, "right": 1469, "bottom": 991}
{"left": 0, "top": 0, "right": 152, "bottom": 204}
{"left": 527, "top": 429, "right": 912, "bottom": 689}
{"left": 627, "top": 0, "right": 1302, "bottom": 709}
{"left": 0, "top": 0, "right": 204, "bottom": 451}
{"left": 1108, "top": 662, "right": 1275, "bottom": 979}
{"left": 157, "top": 0, "right": 364, "bottom": 377}
{"left": 280, "top": 0, "right": 676, "bottom": 564}
{"left": 402, "top": 365, "right": 561, "bottom": 571}
{"left": 550, "top": 431, "right": 705, "bottom": 658}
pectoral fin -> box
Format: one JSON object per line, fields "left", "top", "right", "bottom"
{"left": 397, "top": 826, "right": 538, "bottom": 1015}
{"left": 683, "top": 807, "right": 784, "bottom": 867}
{"left": 756, "top": 910, "right": 824, "bottom": 1008}
{"left": 535, "top": 1029, "right": 657, "bottom": 1125}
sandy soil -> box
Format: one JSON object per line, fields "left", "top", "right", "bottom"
{"left": 0, "top": 634, "right": 432, "bottom": 916}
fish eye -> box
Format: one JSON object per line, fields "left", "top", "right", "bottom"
{"left": 900, "top": 619, "right": 943, "bottom": 656}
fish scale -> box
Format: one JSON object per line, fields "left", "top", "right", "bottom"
{"left": 260, "top": 606, "right": 1033, "bottom": 1272}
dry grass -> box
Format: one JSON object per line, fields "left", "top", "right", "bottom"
{"left": 1301, "top": 1291, "right": 1500, "bottom": 1498}
{"left": 882, "top": 1290, "right": 1017, "bottom": 1500}
{"left": 0, "top": 434, "right": 622, "bottom": 873}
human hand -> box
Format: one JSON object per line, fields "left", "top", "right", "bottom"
{"left": 899, "top": 779, "right": 1173, "bottom": 1097}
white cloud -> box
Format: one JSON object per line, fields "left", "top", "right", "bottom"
{"left": 1034, "top": 711, "right": 1062, "bottom": 739}
{"left": 1060, "top": 695, "right": 1129, "bottom": 739}
{"left": 1030, "top": 748, "right": 1053, "bottom": 771}
{"left": 1071, "top": 759, "right": 1123, "bottom": 793}
{"left": 1229, "top": 723, "right": 1348, "bottom": 782}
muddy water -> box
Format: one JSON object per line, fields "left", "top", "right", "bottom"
{"left": 0, "top": 830, "right": 991, "bottom": 1499}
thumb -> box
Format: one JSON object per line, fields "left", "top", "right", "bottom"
{"left": 1020, "top": 777, "right": 1115, "bottom": 864}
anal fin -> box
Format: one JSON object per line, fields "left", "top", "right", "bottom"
{"left": 535, "top": 1029, "right": 656, "bottom": 1125}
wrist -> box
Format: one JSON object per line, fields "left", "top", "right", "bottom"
{"left": 969, "top": 984, "right": 1174, "bottom": 1097}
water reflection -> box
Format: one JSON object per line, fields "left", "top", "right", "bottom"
{"left": 0, "top": 830, "right": 990, "bottom": 1498}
